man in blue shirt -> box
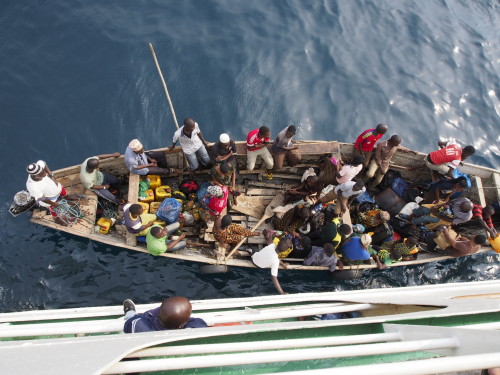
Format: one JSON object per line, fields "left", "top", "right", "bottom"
{"left": 123, "top": 297, "right": 207, "bottom": 333}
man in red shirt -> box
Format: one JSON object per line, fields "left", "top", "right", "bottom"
{"left": 247, "top": 126, "right": 273, "bottom": 178}
{"left": 353, "top": 123, "right": 388, "bottom": 167}
{"left": 425, "top": 142, "right": 475, "bottom": 181}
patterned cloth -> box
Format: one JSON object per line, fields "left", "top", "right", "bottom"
{"left": 271, "top": 207, "right": 306, "bottom": 233}
{"left": 358, "top": 209, "right": 384, "bottom": 228}
{"left": 210, "top": 166, "right": 233, "bottom": 186}
{"left": 213, "top": 224, "right": 257, "bottom": 244}
{"left": 472, "top": 204, "right": 494, "bottom": 229}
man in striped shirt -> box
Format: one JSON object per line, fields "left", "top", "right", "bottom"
{"left": 472, "top": 204, "right": 497, "bottom": 238}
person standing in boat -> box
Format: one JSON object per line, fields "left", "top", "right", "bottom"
{"left": 169, "top": 118, "right": 211, "bottom": 173}
{"left": 271, "top": 125, "right": 301, "bottom": 170}
{"left": 246, "top": 126, "right": 274, "bottom": 179}
{"left": 353, "top": 123, "right": 388, "bottom": 168}
{"left": 364, "top": 134, "right": 414, "bottom": 189}
{"left": 79, "top": 153, "right": 123, "bottom": 204}
{"left": 123, "top": 297, "right": 207, "bottom": 333}
{"left": 249, "top": 237, "right": 292, "bottom": 295}
{"left": 125, "top": 139, "right": 176, "bottom": 176}
{"left": 423, "top": 141, "right": 475, "bottom": 181}
{"left": 210, "top": 133, "right": 237, "bottom": 166}
{"left": 25, "top": 160, "right": 79, "bottom": 226}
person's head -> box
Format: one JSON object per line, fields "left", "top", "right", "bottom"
{"left": 360, "top": 234, "right": 372, "bottom": 248}
{"left": 207, "top": 185, "right": 223, "bottom": 198}
{"left": 285, "top": 125, "right": 297, "bottom": 138}
{"left": 323, "top": 243, "right": 335, "bottom": 256}
{"left": 220, "top": 214, "right": 232, "bottom": 229}
{"left": 483, "top": 205, "right": 495, "bottom": 218}
{"left": 459, "top": 200, "right": 473, "bottom": 213}
{"left": 183, "top": 118, "right": 196, "bottom": 134}
{"left": 129, "top": 139, "right": 144, "bottom": 154}
{"left": 338, "top": 224, "right": 353, "bottom": 237}
{"left": 388, "top": 135, "right": 402, "bottom": 147}
{"left": 351, "top": 155, "right": 365, "bottom": 166}
{"left": 158, "top": 297, "right": 193, "bottom": 329}
{"left": 86, "top": 158, "right": 99, "bottom": 171}
{"left": 353, "top": 180, "right": 365, "bottom": 192}
{"left": 306, "top": 175, "right": 320, "bottom": 188}
{"left": 276, "top": 237, "right": 293, "bottom": 254}
{"left": 473, "top": 235, "right": 487, "bottom": 246}
{"left": 219, "top": 161, "right": 230, "bottom": 174}
{"left": 258, "top": 126, "right": 270, "bottom": 139}
{"left": 378, "top": 211, "right": 391, "bottom": 222}
{"left": 301, "top": 236, "right": 312, "bottom": 253}
{"left": 150, "top": 225, "right": 166, "bottom": 238}
{"left": 26, "top": 162, "right": 46, "bottom": 180}
{"left": 299, "top": 206, "right": 312, "bottom": 220}
{"left": 462, "top": 145, "right": 475, "bottom": 160}
{"left": 129, "top": 204, "right": 143, "bottom": 216}
{"left": 219, "top": 133, "right": 231, "bottom": 146}
{"left": 453, "top": 177, "right": 468, "bottom": 192}
{"left": 375, "top": 123, "right": 388, "bottom": 135}
{"left": 352, "top": 224, "right": 365, "bottom": 233}
{"left": 405, "top": 236, "right": 419, "bottom": 249}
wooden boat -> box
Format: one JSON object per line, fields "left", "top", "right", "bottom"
{"left": 24, "top": 140, "right": 500, "bottom": 277}
{"left": 1, "top": 280, "right": 500, "bottom": 374}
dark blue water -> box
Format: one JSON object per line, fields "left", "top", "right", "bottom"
{"left": 1, "top": 0, "right": 499, "bottom": 312}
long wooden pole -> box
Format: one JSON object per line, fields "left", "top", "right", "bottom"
{"left": 149, "top": 43, "right": 180, "bottom": 130}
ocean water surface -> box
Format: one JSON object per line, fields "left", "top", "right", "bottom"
{"left": 0, "top": 0, "right": 499, "bottom": 312}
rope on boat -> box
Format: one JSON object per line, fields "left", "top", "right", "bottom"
{"left": 53, "top": 199, "right": 84, "bottom": 225}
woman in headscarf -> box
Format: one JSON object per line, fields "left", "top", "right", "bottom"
{"left": 205, "top": 185, "right": 229, "bottom": 217}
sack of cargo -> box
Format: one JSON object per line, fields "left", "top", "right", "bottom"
{"left": 156, "top": 198, "right": 182, "bottom": 224}
{"left": 179, "top": 179, "right": 199, "bottom": 195}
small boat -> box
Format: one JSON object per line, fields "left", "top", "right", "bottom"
{"left": 18, "top": 140, "right": 500, "bottom": 276}
{"left": 1, "top": 280, "right": 500, "bottom": 374}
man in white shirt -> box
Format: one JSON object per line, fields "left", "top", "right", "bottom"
{"left": 169, "top": 118, "right": 211, "bottom": 172}
{"left": 26, "top": 160, "right": 78, "bottom": 225}
{"left": 250, "top": 237, "right": 292, "bottom": 295}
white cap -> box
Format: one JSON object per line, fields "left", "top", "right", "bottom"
{"left": 129, "top": 139, "right": 143, "bottom": 152}
{"left": 219, "top": 133, "right": 230, "bottom": 143}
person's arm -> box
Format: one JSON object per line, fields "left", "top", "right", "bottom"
{"left": 437, "top": 141, "right": 447, "bottom": 149}
{"left": 372, "top": 254, "right": 386, "bottom": 270}
{"left": 139, "top": 221, "right": 155, "bottom": 232}
{"left": 97, "top": 152, "right": 121, "bottom": 160}
{"left": 374, "top": 145, "right": 383, "bottom": 166}
{"left": 444, "top": 167, "right": 455, "bottom": 179}
{"left": 231, "top": 171, "right": 236, "bottom": 191}
{"left": 216, "top": 151, "right": 233, "bottom": 162}
{"left": 40, "top": 197, "right": 60, "bottom": 207}
{"left": 477, "top": 218, "right": 497, "bottom": 238}
{"left": 197, "top": 131, "right": 209, "bottom": 147}
{"left": 271, "top": 276, "right": 287, "bottom": 295}
{"left": 167, "top": 233, "right": 187, "bottom": 250}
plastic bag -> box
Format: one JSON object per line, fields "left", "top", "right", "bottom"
{"left": 182, "top": 211, "right": 194, "bottom": 226}
{"left": 156, "top": 198, "right": 182, "bottom": 224}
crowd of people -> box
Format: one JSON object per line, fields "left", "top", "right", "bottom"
{"left": 24, "top": 119, "right": 498, "bottom": 296}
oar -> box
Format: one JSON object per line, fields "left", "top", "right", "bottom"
{"left": 225, "top": 192, "right": 284, "bottom": 262}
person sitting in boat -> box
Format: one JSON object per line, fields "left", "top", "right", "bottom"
{"left": 411, "top": 197, "right": 473, "bottom": 230}
{"left": 303, "top": 243, "right": 344, "bottom": 274}
{"left": 336, "top": 155, "right": 364, "bottom": 185}
{"left": 371, "top": 236, "right": 419, "bottom": 269}
{"left": 307, "top": 216, "right": 352, "bottom": 248}
{"left": 284, "top": 174, "right": 323, "bottom": 205}
{"left": 123, "top": 297, "right": 207, "bottom": 333}
{"left": 437, "top": 226, "right": 486, "bottom": 258}
{"left": 357, "top": 209, "right": 391, "bottom": 230}
{"left": 210, "top": 133, "right": 237, "bottom": 166}
{"left": 271, "top": 205, "right": 312, "bottom": 236}
{"left": 201, "top": 185, "right": 229, "bottom": 218}
{"left": 472, "top": 204, "right": 497, "bottom": 238}
{"left": 353, "top": 123, "right": 388, "bottom": 168}
{"left": 123, "top": 203, "right": 157, "bottom": 236}
{"left": 26, "top": 160, "right": 79, "bottom": 226}
{"left": 319, "top": 180, "right": 366, "bottom": 215}
{"left": 246, "top": 126, "right": 273, "bottom": 179}
{"left": 341, "top": 234, "right": 376, "bottom": 263}
{"left": 210, "top": 161, "right": 239, "bottom": 205}
{"left": 365, "top": 134, "right": 415, "bottom": 189}
{"left": 80, "top": 153, "right": 123, "bottom": 204}
{"left": 423, "top": 142, "right": 475, "bottom": 181}
{"left": 422, "top": 176, "right": 468, "bottom": 204}
{"left": 125, "top": 139, "right": 176, "bottom": 176}
{"left": 249, "top": 237, "right": 292, "bottom": 295}
{"left": 169, "top": 118, "right": 211, "bottom": 173}
{"left": 213, "top": 215, "right": 260, "bottom": 250}
{"left": 271, "top": 125, "right": 301, "bottom": 170}
{"left": 146, "top": 224, "right": 187, "bottom": 255}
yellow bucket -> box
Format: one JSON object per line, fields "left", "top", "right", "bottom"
{"left": 150, "top": 201, "right": 161, "bottom": 214}
{"left": 147, "top": 175, "right": 161, "bottom": 190}
{"left": 97, "top": 217, "right": 112, "bottom": 234}
{"left": 156, "top": 185, "right": 172, "bottom": 201}
{"left": 139, "top": 189, "right": 155, "bottom": 203}
{"left": 488, "top": 235, "right": 500, "bottom": 253}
